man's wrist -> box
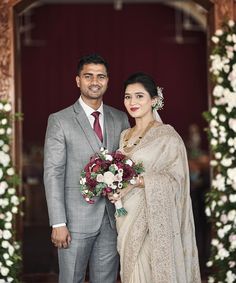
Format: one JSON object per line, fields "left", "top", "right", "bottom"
{"left": 52, "top": 223, "right": 66, "bottom": 228}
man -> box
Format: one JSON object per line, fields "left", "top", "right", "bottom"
{"left": 44, "top": 53, "right": 130, "bottom": 283}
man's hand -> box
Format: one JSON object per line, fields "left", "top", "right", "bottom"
{"left": 51, "top": 226, "right": 71, "bottom": 249}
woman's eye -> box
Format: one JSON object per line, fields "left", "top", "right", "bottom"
{"left": 137, "top": 95, "right": 143, "bottom": 98}
{"left": 124, "top": 96, "right": 131, "bottom": 99}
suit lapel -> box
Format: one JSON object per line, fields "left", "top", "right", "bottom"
{"left": 104, "top": 105, "right": 115, "bottom": 153}
{"left": 73, "top": 100, "right": 100, "bottom": 153}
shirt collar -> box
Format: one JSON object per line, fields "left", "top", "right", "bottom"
{"left": 79, "top": 96, "right": 104, "bottom": 117}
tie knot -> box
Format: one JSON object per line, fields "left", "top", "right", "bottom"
{"left": 92, "top": 111, "right": 100, "bottom": 119}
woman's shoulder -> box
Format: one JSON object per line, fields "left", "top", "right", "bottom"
{"left": 153, "top": 123, "right": 184, "bottom": 144}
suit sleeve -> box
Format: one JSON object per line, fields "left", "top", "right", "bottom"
{"left": 123, "top": 112, "right": 130, "bottom": 130}
{"left": 43, "top": 114, "right": 67, "bottom": 226}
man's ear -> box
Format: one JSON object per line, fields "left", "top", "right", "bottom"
{"left": 75, "top": 76, "right": 80, "bottom": 88}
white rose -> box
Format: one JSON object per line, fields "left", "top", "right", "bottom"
{"left": 4, "top": 223, "right": 12, "bottom": 229}
{"left": 210, "top": 160, "right": 218, "bottom": 166}
{"left": 215, "top": 29, "right": 223, "bottom": 36}
{"left": 212, "top": 86, "right": 224, "bottom": 98}
{"left": 219, "top": 136, "right": 226, "bottom": 143}
{"left": 224, "top": 65, "right": 230, "bottom": 73}
{"left": 0, "top": 181, "right": 8, "bottom": 195}
{"left": 2, "top": 241, "right": 9, "bottom": 249}
{"left": 7, "top": 188, "right": 16, "bottom": 195}
{"left": 221, "top": 157, "right": 232, "bottom": 167}
{"left": 7, "top": 168, "right": 14, "bottom": 176}
{"left": 3, "top": 253, "right": 9, "bottom": 260}
{"left": 227, "top": 168, "right": 236, "bottom": 181}
{"left": 11, "top": 195, "right": 19, "bottom": 206}
{"left": 218, "top": 247, "right": 229, "bottom": 259}
{"left": 221, "top": 195, "right": 227, "bottom": 203}
{"left": 125, "top": 159, "right": 133, "bottom": 166}
{"left": 105, "top": 154, "right": 112, "bottom": 161}
{"left": 211, "top": 139, "right": 218, "bottom": 146}
{"left": 103, "top": 171, "right": 115, "bottom": 186}
{"left": 227, "top": 34, "right": 233, "bottom": 42}
{"left": 96, "top": 174, "right": 104, "bottom": 183}
{"left": 208, "top": 276, "right": 215, "bottom": 283}
{"left": 11, "top": 206, "right": 18, "bottom": 214}
{"left": 230, "top": 148, "right": 235, "bottom": 154}
{"left": 8, "top": 245, "right": 14, "bottom": 256}
{"left": 3, "top": 230, "right": 12, "bottom": 240}
{"left": 215, "top": 152, "right": 222, "bottom": 159}
{"left": 228, "top": 210, "right": 236, "bottom": 221}
{"left": 79, "top": 177, "right": 86, "bottom": 185}
{"left": 228, "top": 20, "right": 235, "bottom": 27}
{"left": 6, "top": 260, "right": 13, "bottom": 267}
{"left": 6, "top": 128, "right": 12, "bottom": 135}
{"left": 2, "top": 144, "right": 9, "bottom": 152}
{"left": 229, "top": 194, "right": 236, "bottom": 203}
{"left": 1, "top": 119, "right": 7, "bottom": 125}
{"left": 0, "top": 151, "right": 10, "bottom": 167}
{"left": 210, "top": 119, "right": 218, "bottom": 127}
{"left": 211, "top": 238, "right": 219, "bottom": 246}
{"left": 211, "top": 107, "right": 218, "bottom": 115}
{"left": 0, "top": 266, "right": 9, "bottom": 276}
{"left": 219, "top": 114, "right": 226, "bottom": 122}
{"left": 229, "top": 118, "right": 236, "bottom": 132}
{"left": 5, "top": 212, "right": 12, "bottom": 222}
{"left": 7, "top": 277, "right": 13, "bottom": 283}
{"left": 206, "top": 261, "right": 213, "bottom": 267}
{"left": 212, "top": 36, "right": 219, "bottom": 43}
{"left": 205, "top": 207, "right": 211, "bottom": 216}
{"left": 3, "top": 103, "right": 11, "bottom": 112}
{"left": 217, "top": 229, "right": 225, "bottom": 239}
{"left": 226, "top": 270, "right": 236, "bottom": 283}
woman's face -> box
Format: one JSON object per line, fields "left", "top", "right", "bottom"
{"left": 124, "top": 83, "right": 155, "bottom": 119}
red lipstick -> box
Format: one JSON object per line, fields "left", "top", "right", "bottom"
{"left": 130, "top": 107, "right": 139, "bottom": 112}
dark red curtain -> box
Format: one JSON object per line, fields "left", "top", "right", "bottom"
{"left": 21, "top": 3, "right": 207, "bottom": 147}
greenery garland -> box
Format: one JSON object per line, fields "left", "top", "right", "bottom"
{"left": 204, "top": 19, "right": 236, "bottom": 283}
{"left": 0, "top": 100, "right": 22, "bottom": 282}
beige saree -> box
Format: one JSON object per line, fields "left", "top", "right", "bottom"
{"left": 116, "top": 123, "right": 201, "bottom": 283}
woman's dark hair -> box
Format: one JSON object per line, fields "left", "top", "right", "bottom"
{"left": 77, "top": 53, "right": 109, "bottom": 75}
{"left": 124, "top": 72, "right": 157, "bottom": 98}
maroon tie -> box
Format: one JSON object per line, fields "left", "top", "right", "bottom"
{"left": 91, "top": 111, "right": 103, "bottom": 142}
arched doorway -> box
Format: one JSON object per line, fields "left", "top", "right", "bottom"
{"left": 0, "top": 0, "right": 235, "bottom": 281}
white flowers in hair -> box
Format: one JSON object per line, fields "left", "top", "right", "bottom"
{"left": 152, "top": 86, "right": 164, "bottom": 110}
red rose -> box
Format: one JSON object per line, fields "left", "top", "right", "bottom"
{"left": 91, "top": 164, "right": 100, "bottom": 172}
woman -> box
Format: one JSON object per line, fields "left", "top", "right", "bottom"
{"left": 113, "top": 72, "right": 201, "bottom": 283}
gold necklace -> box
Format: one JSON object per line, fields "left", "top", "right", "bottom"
{"left": 123, "top": 120, "right": 156, "bottom": 153}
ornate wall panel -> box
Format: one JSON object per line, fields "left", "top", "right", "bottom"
{"left": 0, "top": 2, "right": 12, "bottom": 99}
{"left": 214, "top": 0, "right": 234, "bottom": 28}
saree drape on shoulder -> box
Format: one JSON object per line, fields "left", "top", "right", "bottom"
{"left": 116, "top": 124, "right": 201, "bottom": 283}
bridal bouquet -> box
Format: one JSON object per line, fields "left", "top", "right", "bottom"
{"left": 80, "top": 148, "right": 144, "bottom": 216}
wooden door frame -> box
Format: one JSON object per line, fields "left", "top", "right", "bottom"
{"left": 0, "top": 0, "right": 234, "bottom": 240}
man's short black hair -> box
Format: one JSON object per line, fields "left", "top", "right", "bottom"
{"left": 77, "top": 53, "right": 109, "bottom": 75}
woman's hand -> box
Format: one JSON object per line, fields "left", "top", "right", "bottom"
{"left": 107, "top": 176, "right": 144, "bottom": 203}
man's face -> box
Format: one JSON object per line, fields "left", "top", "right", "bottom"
{"left": 76, "top": 63, "right": 109, "bottom": 102}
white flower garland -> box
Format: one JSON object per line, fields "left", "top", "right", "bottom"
{"left": 204, "top": 19, "right": 236, "bottom": 282}
{"left": 0, "top": 101, "right": 22, "bottom": 282}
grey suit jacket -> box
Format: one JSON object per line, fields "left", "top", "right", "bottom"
{"left": 44, "top": 99, "right": 130, "bottom": 233}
